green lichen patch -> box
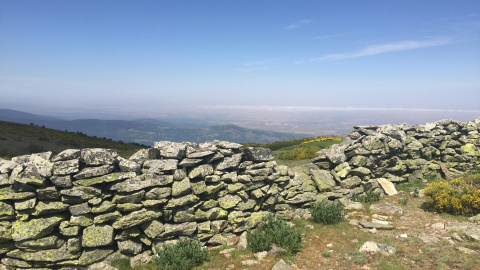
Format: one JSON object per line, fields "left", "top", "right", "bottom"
{"left": 12, "top": 216, "right": 64, "bottom": 242}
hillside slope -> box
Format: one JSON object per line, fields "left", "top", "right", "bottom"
{"left": 0, "top": 121, "right": 146, "bottom": 158}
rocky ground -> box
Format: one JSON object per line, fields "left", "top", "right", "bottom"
{"left": 194, "top": 190, "right": 480, "bottom": 270}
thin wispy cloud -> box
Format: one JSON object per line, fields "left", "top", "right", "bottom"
{"left": 300, "top": 38, "right": 452, "bottom": 63}
{"left": 284, "top": 19, "right": 312, "bottom": 29}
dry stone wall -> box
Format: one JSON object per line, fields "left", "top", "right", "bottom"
{"left": 0, "top": 117, "right": 479, "bottom": 269}
{"left": 312, "top": 117, "right": 480, "bottom": 194}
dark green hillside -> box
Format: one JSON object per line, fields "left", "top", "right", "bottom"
{"left": 0, "top": 121, "right": 146, "bottom": 159}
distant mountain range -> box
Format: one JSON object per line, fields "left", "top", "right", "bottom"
{"left": 0, "top": 109, "right": 306, "bottom": 145}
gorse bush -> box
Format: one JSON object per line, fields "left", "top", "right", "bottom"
{"left": 247, "top": 214, "right": 302, "bottom": 254}
{"left": 351, "top": 190, "right": 381, "bottom": 204}
{"left": 153, "top": 237, "right": 208, "bottom": 270}
{"left": 424, "top": 173, "right": 480, "bottom": 216}
{"left": 310, "top": 200, "right": 345, "bottom": 224}
{"left": 278, "top": 147, "right": 318, "bottom": 160}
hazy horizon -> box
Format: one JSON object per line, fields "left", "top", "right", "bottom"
{"left": 1, "top": 1, "right": 479, "bottom": 132}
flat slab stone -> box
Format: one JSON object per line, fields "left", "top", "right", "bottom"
{"left": 370, "top": 204, "right": 403, "bottom": 216}
{"left": 359, "top": 220, "right": 393, "bottom": 230}
{"left": 376, "top": 178, "right": 397, "bottom": 195}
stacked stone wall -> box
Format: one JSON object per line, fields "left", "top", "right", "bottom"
{"left": 0, "top": 117, "right": 479, "bottom": 269}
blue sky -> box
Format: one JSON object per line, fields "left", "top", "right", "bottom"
{"left": 1, "top": 0, "right": 479, "bottom": 117}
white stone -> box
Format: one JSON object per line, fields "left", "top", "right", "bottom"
{"left": 376, "top": 178, "right": 397, "bottom": 195}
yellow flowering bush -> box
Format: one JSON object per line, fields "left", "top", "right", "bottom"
{"left": 300, "top": 136, "right": 343, "bottom": 144}
{"left": 424, "top": 173, "right": 480, "bottom": 216}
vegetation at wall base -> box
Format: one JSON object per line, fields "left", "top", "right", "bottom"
{"left": 352, "top": 190, "right": 381, "bottom": 204}
{"left": 310, "top": 200, "right": 345, "bottom": 225}
{"left": 247, "top": 214, "right": 303, "bottom": 254}
{"left": 424, "top": 172, "right": 480, "bottom": 216}
{"left": 153, "top": 237, "right": 208, "bottom": 270}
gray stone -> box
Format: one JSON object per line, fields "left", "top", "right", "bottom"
{"left": 112, "top": 209, "right": 162, "bottom": 229}
{"left": 52, "top": 149, "right": 81, "bottom": 161}
{"left": 129, "top": 148, "right": 157, "bottom": 165}
{"left": 11, "top": 216, "right": 65, "bottom": 241}
{"left": 82, "top": 225, "right": 114, "bottom": 247}
{"left": 50, "top": 175, "right": 73, "bottom": 187}
{"left": 154, "top": 141, "right": 186, "bottom": 159}
{"left": 359, "top": 241, "right": 395, "bottom": 255}
{"left": 81, "top": 148, "right": 118, "bottom": 165}
{"left": 144, "top": 159, "right": 178, "bottom": 173}
{"left": 118, "top": 157, "right": 141, "bottom": 173}
{"left": 32, "top": 201, "right": 69, "bottom": 216}
{"left": 112, "top": 190, "right": 145, "bottom": 204}
{"left": 271, "top": 259, "right": 293, "bottom": 270}
{"left": 141, "top": 220, "right": 164, "bottom": 239}
{"left": 111, "top": 174, "right": 173, "bottom": 192}
{"left": 243, "top": 147, "right": 274, "bottom": 161}
{"left": 324, "top": 144, "right": 347, "bottom": 165}
{"left": 118, "top": 238, "right": 143, "bottom": 255}
{"left": 359, "top": 220, "right": 393, "bottom": 230}
{"left": 188, "top": 164, "right": 214, "bottom": 179}
{"left": 74, "top": 165, "right": 114, "bottom": 179}
{"left": 78, "top": 248, "right": 114, "bottom": 266}
{"left": 172, "top": 177, "right": 192, "bottom": 196}
{"left": 158, "top": 222, "right": 197, "bottom": 239}
{"left": 218, "top": 195, "right": 242, "bottom": 209}
{"left": 216, "top": 153, "right": 243, "bottom": 170}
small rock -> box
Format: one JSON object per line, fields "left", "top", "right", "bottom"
{"left": 271, "top": 259, "right": 293, "bottom": 270}
{"left": 88, "top": 262, "right": 118, "bottom": 270}
{"left": 269, "top": 243, "right": 287, "bottom": 256}
{"left": 254, "top": 251, "right": 268, "bottom": 260}
{"left": 349, "top": 219, "right": 359, "bottom": 226}
{"left": 226, "top": 264, "right": 235, "bottom": 270}
{"left": 431, "top": 222, "right": 445, "bottom": 230}
{"left": 242, "top": 259, "right": 259, "bottom": 266}
{"left": 400, "top": 234, "right": 408, "bottom": 238}
{"left": 130, "top": 251, "right": 152, "bottom": 268}
{"left": 359, "top": 241, "right": 395, "bottom": 256}
{"left": 286, "top": 222, "right": 295, "bottom": 228}
{"left": 326, "top": 243, "right": 333, "bottom": 248}
{"left": 305, "top": 224, "right": 314, "bottom": 230}
{"left": 236, "top": 231, "right": 248, "bottom": 250}
{"left": 457, "top": 247, "right": 477, "bottom": 254}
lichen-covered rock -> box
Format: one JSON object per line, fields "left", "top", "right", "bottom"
{"left": 158, "top": 222, "right": 197, "bottom": 239}
{"left": 82, "top": 225, "right": 114, "bottom": 247}
{"left": 218, "top": 195, "right": 242, "bottom": 209}
{"left": 118, "top": 157, "right": 141, "bottom": 174}
{"left": 32, "top": 201, "right": 69, "bottom": 216}
{"left": 73, "top": 165, "right": 114, "bottom": 180}
{"left": 154, "top": 141, "right": 186, "bottom": 159}
{"left": 112, "top": 209, "right": 162, "bottom": 229}
{"left": 341, "top": 176, "right": 362, "bottom": 189}
{"left": 188, "top": 164, "right": 214, "bottom": 179}
{"left": 94, "top": 211, "right": 122, "bottom": 224}
{"left": 165, "top": 194, "right": 199, "bottom": 208}
{"left": 141, "top": 220, "right": 164, "bottom": 239}
{"left": 50, "top": 175, "right": 73, "bottom": 187}
{"left": 111, "top": 174, "right": 173, "bottom": 192}
{"left": 78, "top": 248, "right": 114, "bottom": 266}
{"left": 53, "top": 149, "right": 81, "bottom": 162}
{"left": 0, "top": 202, "right": 14, "bottom": 220}
{"left": 12, "top": 216, "right": 65, "bottom": 241}
{"left": 216, "top": 153, "right": 243, "bottom": 170}
{"left": 16, "top": 235, "right": 65, "bottom": 250}
{"left": 6, "top": 244, "right": 80, "bottom": 262}
{"left": 143, "top": 159, "right": 178, "bottom": 173}
{"left": 172, "top": 177, "right": 192, "bottom": 196}
{"left": 129, "top": 148, "right": 157, "bottom": 165}
{"left": 81, "top": 148, "right": 118, "bottom": 166}
{"left": 118, "top": 238, "right": 143, "bottom": 255}
{"left": 243, "top": 147, "right": 274, "bottom": 162}
{"left": 112, "top": 190, "right": 145, "bottom": 204}
{"left": 61, "top": 186, "right": 101, "bottom": 202}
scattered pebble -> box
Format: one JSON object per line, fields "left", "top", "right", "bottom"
{"left": 400, "top": 234, "right": 408, "bottom": 238}
{"left": 326, "top": 243, "right": 333, "bottom": 248}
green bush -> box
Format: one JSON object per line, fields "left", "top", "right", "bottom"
{"left": 247, "top": 214, "right": 302, "bottom": 254}
{"left": 153, "top": 237, "right": 208, "bottom": 270}
{"left": 352, "top": 190, "right": 381, "bottom": 204}
{"left": 310, "top": 200, "right": 345, "bottom": 225}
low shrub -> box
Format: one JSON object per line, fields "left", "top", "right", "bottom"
{"left": 278, "top": 147, "right": 319, "bottom": 160}
{"left": 310, "top": 200, "right": 345, "bottom": 224}
{"left": 351, "top": 190, "right": 381, "bottom": 204}
{"left": 247, "top": 214, "right": 302, "bottom": 254}
{"left": 153, "top": 237, "right": 208, "bottom": 270}
{"left": 424, "top": 173, "right": 480, "bottom": 216}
